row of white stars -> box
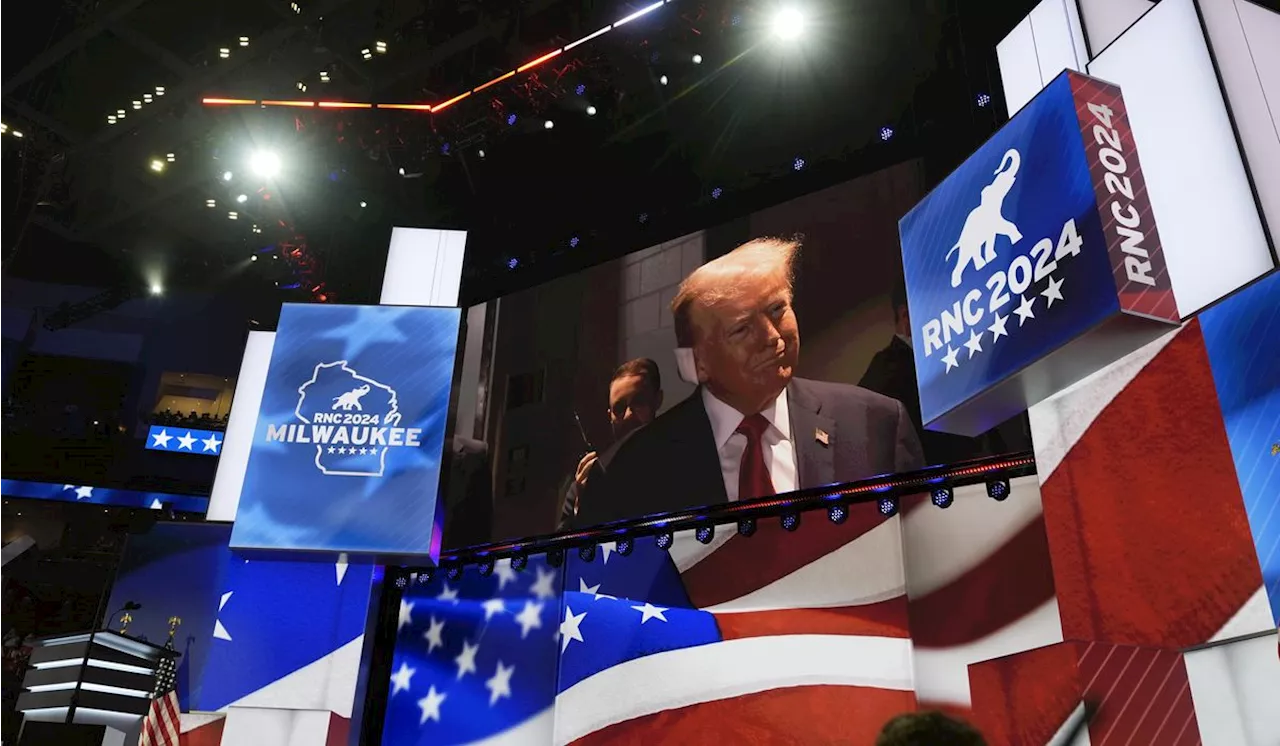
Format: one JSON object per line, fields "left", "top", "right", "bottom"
{"left": 151, "top": 429, "right": 222, "bottom": 452}
{"left": 325, "top": 445, "right": 380, "bottom": 455}
{"left": 391, "top": 658, "right": 515, "bottom": 723}
{"left": 941, "top": 275, "right": 1065, "bottom": 374}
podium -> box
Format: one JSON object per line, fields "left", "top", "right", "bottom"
{"left": 15, "top": 629, "right": 178, "bottom": 743}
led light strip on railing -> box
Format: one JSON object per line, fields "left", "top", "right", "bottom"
{"left": 203, "top": 0, "right": 673, "bottom": 116}
{"left": 32, "top": 658, "right": 154, "bottom": 676}
{"left": 25, "top": 682, "right": 151, "bottom": 698}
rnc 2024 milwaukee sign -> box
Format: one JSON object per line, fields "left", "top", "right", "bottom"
{"left": 899, "top": 70, "right": 1179, "bottom": 436}
{"left": 230, "top": 303, "right": 460, "bottom": 559}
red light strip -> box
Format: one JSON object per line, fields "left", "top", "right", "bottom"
{"left": 203, "top": 97, "right": 256, "bottom": 106}
{"left": 473, "top": 70, "right": 515, "bottom": 93}
{"left": 376, "top": 103, "right": 433, "bottom": 111}
{"left": 516, "top": 48, "right": 562, "bottom": 72}
{"left": 262, "top": 100, "right": 315, "bottom": 107}
{"left": 430, "top": 90, "right": 471, "bottom": 113}
{"left": 318, "top": 101, "right": 372, "bottom": 109}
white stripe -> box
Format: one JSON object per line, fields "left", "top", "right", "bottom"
{"left": 1028, "top": 325, "right": 1180, "bottom": 482}
{"left": 911, "top": 598, "right": 1064, "bottom": 707}
{"left": 1209, "top": 586, "right": 1275, "bottom": 643}
{"left": 461, "top": 707, "right": 555, "bottom": 746}
{"left": 553, "top": 634, "right": 913, "bottom": 745}
{"left": 1046, "top": 702, "right": 1093, "bottom": 746}
{"left": 901, "top": 475, "right": 1043, "bottom": 598}
{"left": 703, "top": 516, "right": 906, "bottom": 613}
{"left": 180, "top": 711, "right": 226, "bottom": 734}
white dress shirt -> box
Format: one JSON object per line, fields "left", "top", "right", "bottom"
{"left": 700, "top": 387, "right": 799, "bottom": 501}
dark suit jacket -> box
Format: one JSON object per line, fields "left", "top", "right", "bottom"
{"left": 440, "top": 436, "right": 494, "bottom": 549}
{"left": 576, "top": 377, "right": 924, "bottom": 525}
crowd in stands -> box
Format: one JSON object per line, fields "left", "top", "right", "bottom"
{"left": 148, "top": 408, "right": 229, "bottom": 432}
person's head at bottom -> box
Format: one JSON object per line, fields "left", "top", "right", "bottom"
{"left": 876, "top": 711, "right": 987, "bottom": 746}
{"left": 607, "top": 358, "right": 664, "bottom": 441}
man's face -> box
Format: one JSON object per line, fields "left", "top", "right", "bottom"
{"left": 692, "top": 268, "right": 800, "bottom": 412}
{"left": 607, "top": 374, "right": 660, "bottom": 440}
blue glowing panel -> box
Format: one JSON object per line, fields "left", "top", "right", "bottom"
{"left": 231, "top": 304, "right": 460, "bottom": 559}
{"left": 899, "top": 70, "right": 1178, "bottom": 436}
{"left": 146, "top": 425, "right": 224, "bottom": 456}
{"left": 1199, "top": 270, "right": 1280, "bottom": 625}
{"left": 1, "top": 479, "right": 209, "bottom": 513}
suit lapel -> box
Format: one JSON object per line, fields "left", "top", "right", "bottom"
{"left": 788, "top": 379, "right": 836, "bottom": 490}
{"left": 675, "top": 389, "right": 730, "bottom": 504}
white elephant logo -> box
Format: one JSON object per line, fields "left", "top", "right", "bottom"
{"left": 332, "top": 384, "right": 371, "bottom": 411}
{"left": 946, "top": 149, "right": 1023, "bottom": 288}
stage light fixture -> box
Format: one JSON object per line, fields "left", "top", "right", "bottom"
{"left": 251, "top": 255, "right": 258, "bottom": 262}
{"left": 144, "top": 94, "right": 153, "bottom": 103}
{"left": 510, "top": 554, "right": 528, "bottom": 571}
{"left": 931, "top": 486, "right": 954, "bottom": 509}
{"left": 394, "top": 575, "right": 407, "bottom": 589}
{"left": 290, "top": 1, "right": 300, "bottom": 12}
{"left": 986, "top": 478, "right": 1010, "bottom": 502}
{"left": 132, "top": 100, "right": 142, "bottom": 110}
{"left": 692, "top": 54, "right": 703, "bottom": 64}
{"left": 569, "top": 236, "right": 579, "bottom": 248}
{"left": 507, "top": 257, "right": 519, "bottom": 270}
{"left": 781, "top": 512, "right": 801, "bottom": 532}
{"left": 417, "top": 567, "right": 435, "bottom": 584}
{"left": 165, "top": 152, "right": 175, "bottom": 162}
{"left": 878, "top": 496, "right": 899, "bottom": 517}
{"left": 219, "top": 48, "right": 230, "bottom": 59}
{"left": 655, "top": 531, "right": 674, "bottom": 551}
{"left": 446, "top": 565, "right": 462, "bottom": 581}
{"left": 737, "top": 518, "right": 756, "bottom": 537}
{"left": 236, "top": 194, "right": 248, "bottom": 203}
{"left": 296, "top": 81, "right": 307, "bottom": 92}
{"left": 375, "top": 40, "right": 387, "bottom": 54}
{"left": 793, "top": 157, "right": 805, "bottom": 171}
{"left": 575, "top": 84, "right": 586, "bottom": 96}
{"left": 977, "top": 93, "right": 991, "bottom": 108}
{"left": 546, "top": 548, "right": 564, "bottom": 568}
{"left": 711, "top": 187, "right": 723, "bottom": 199}
{"left": 579, "top": 544, "right": 596, "bottom": 562}
{"left": 252, "top": 225, "right": 262, "bottom": 234}
{"left": 440, "top": 142, "right": 450, "bottom": 155}
{"left": 478, "top": 558, "right": 494, "bottom": 576}
{"left": 359, "top": 201, "right": 368, "bottom": 208}
{"left": 239, "top": 36, "right": 249, "bottom": 47}
{"left": 320, "top": 71, "right": 330, "bottom": 83}
{"left": 772, "top": 7, "right": 806, "bottom": 41}
{"left": 206, "top": 199, "right": 216, "bottom": 207}
{"left": 828, "top": 504, "right": 848, "bottom": 524}
{"left": 249, "top": 150, "right": 281, "bottom": 178}
{"left": 616, "top": 537, "right": 634, "bottom": 556}
{"left": 149, "top": 159, "right": 165, "bottom": 173}
{"left": 695, "top": 525, "right": 715, "bottom": 544}
{"left": 222, "top": 171, "right": 233, "bottom": 181}
{"left": 149, "top": 284, "right": 163, "bottom": 296}
{"left": 228, "top": 211, "right": 238, "bottom": 220}
{"left": 544, "top": 120, "right": 555, "bottom": 129}
{"left": 506, "top": 113, "right": 517, "bottom": 126}
{"left": 107, "top": 115, "right": 117, "bottom": 125}
{"left": 155, "top": 86, "right": 165, "bottom": 96}
{"left": 659, "top": 75, "right": 669, "bottom": 86}
{"left": 477, "top": 149, "right": 486, "bottom": 158}
{"left": 586, "top": 105, "right": 597, "bottom": 116}
{"left": 880, "top": 126, "right": 894, "bottom": 141}
{"left": 361, "top": 48, "right": 372, "bottom": 60}
{"left": 397, "top": 167, "right": 406, "bottom": 176}
{"left": 638, "top": 212, "right": 649, "bottom": 224}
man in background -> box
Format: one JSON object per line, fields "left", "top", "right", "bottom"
{"left": 581, "top": 238, "right": 922, "bottom": 525}
{"left": 561, "top": 358, "right": 664, "bottom": 528}
{"left": 860, "top": 284, "right": 1008, "bottom": 466}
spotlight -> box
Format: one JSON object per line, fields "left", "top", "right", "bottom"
{"left": 655, "top": 531, "right": 674, "bottom": 551}
{"left": 711, "top": 187, "right": 722, "bottom": 199}
{"left": 544, "top": 120, "right": 554, "bottom": 129}
{"left": 155, "top": 86, "right": 165, "bottom": 96}
{"left": 506, "top": 257, "right": 519, "bottom": 270}
{"left": 793, "top": 157, "right": 806, "bottom": 171}
{"left": 478, "top": 558, "right": 494, "bottom": 577}
{"left": 692, "top": 54, "right": 703, "bottom": 64}
{"left": 236, "top": 194, "right": 248, "bottom": 203}
{"left": 510, "top": 554, "right": 528, "bottom": 571}
{"left": 320, "top": 71, "right": 330, "bottom": 82}
{"left": 616, "top": 537, "right": 634, "bottom": 556}
{"left": 394, "top": 575, "right": 407, "bottom": 589}
{"left": 417, "top": 567, "right": 435, "bottom": 584}
{"left": 143, "top": 94, "right": 153, "bottom": 103}
{"left": 9, "top": 130, "right": 22, "bottom": 139}
{"left": 252, "top": 225, "right": 262, "bottom": 234}
{"left": 737, "top": 518, "right": 757, "bottom": 537}
{"left": 440, "top": 142, "right": 450, "bottom": 155}
{"left": 117, "top": 109, "right": 126, "bottom": 117}
{"left": 361, "top": 48, "right": 372, "bottom": 60}
{"left": 578, "top": 544, "right": 596, "bottom": 562}
{"left": 638, "top": 212, "right": 649, "bottom": 224}
{"left": 931, "top": 486, "right": 954, "bottom": 509}
{"left": 250, "top": 255, "right": 259, "bottom": 262}
{"left": 977, "top": 92, "right": 991, "bottom": 108}
{"left": 219, "top": 48, "right": 230, "bottom": 59}
{"left": 239, "top": 36, "right": 250, "bottom": 47}
{"left": 290, "top": 1, "right": 300, "bottom": 12}
{"left": 477, "top": 149, "right": 486, "bottom": 158}
{"left": 771, "top": 7, "right": 806, "bottom": 41}
{"left": 107, "top": 115, "right": 117, "bottom": 124}
{"left": 222, "top": 171, "right": 233, "bottom": 181}
{"left": 695, "top": 525, "right": 715, "bottom": 544}
{"left": 228, "top": 211, "right": 238, "bottom": 220}
{"left": 877, "top": 496, "right": 899, "bottom": 517}
{"left": 359, "top": 201, "right": 367, "bottom": 208}
{"left": 986, "top": 479, "right": 1011, "bottom": 502}
{"left": 659, "top": 75, "right": 669, "bottom": 86}
{"left": 568, "top": 236, "right": 579, "bottom": 248}
{"left": 781, "top": 512, "right": 801, "bottom": 532}
{"left": 149, "top": 284, "right": 163, "bottom": 296}
{"left": 575, "top": 84, "right": 586, "bottom": 96}
{"left": 507, "top": 113, "right": 517, "bottom": 126}
{"left": 165, "top": 152, "right": 175, "bottom": 163}
{"left": 206, "top": 199, "right": 216, "bottom": 208}
{"left": 446, "top": 565, "right": 462, "bottom": 581}
{"left": 546, "top": 548, "right": 564, "bottom": 568}
{"left": 828, "top": 504, "right": 848, "bottom": 524}
{"left": 249, "top": 151, "right": 281, "bottom": 178}
{"left": 398, "top": 167, "right": 406, "bottom": 176}
{"left": 375, "top": 40, "right": 387, "bottom": 53}
{"left": 880, "top": 126, "right": 895, "bottom": 141}
{"left": 133, "top": 100, "right": 142, "bottom": 110}
{"left": 586, "top": 105, "right": 597, "bottom": 116}
{"left": 149, "top": 159, "right": 165, "bottom": 173}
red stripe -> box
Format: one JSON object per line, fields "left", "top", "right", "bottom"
{"left": 968, "top": 642, "right": 1081, "bottom": 746}
{"left": 906, "top": 515, "right": 1056, "bottom": 648}
{"left": 179, "top": 716, "right": 226, "bottom": 746}
{"left": 568, "top": 684, "right": 916, "bottom": 746}
{"left": 1077, "top": 644, "right": 1200, "bottom": 746}
{"left": 715, "top": 597, "right": 911, "bottom": 641}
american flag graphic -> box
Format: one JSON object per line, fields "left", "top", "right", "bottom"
{"left": 141, "top": 638, "right": 181, "bottom": 746}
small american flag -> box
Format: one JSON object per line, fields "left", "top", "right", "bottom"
{"left": 139, "top": 634, "right": 180, "bottom": 746}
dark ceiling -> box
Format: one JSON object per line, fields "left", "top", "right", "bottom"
{"left": 2, "top": 0, "right": 1036, "bottom": 310}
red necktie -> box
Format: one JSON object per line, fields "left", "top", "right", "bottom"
{"left": 736, "top": 413, "right": 776, "bottom": 500}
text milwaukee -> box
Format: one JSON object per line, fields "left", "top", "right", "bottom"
{"left": 266, "top": 423, "right": 424, "bottom": 447}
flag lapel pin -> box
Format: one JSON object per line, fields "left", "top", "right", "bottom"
{"left": 815, "top": 428, "right": 829, "bottom": 447}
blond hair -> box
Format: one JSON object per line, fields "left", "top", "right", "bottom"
{"left": 671, "top": 237, "right": 799, "bottom": 347}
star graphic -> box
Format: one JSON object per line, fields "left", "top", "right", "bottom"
{"left": 492, "top": 559, "right": 518, "bottom": 591}
{"left": 481, "top": 597, "right": 507, "bottom": 621}
{"left": 318, "top": 306, "right": 410, "bottom": 360}
{"left": 988, "top": 312, "right": 1009, "bottom": 341}
{"left": 514, "top": 601, "right": 543, "bottom": 639}
{"left": 1014, "top": 294, "right": 1036, "bottom": 326}
{"left": 941, "top": 345, "right": 960, "bottom": 374}
{"left": 74, "top": 486, "right": 94, "bottom": 500}
{"left": 417, "top": 686, "right": 446, "bottom": 724}
{"left": 485, "top": 661, "right": 516, "bottom": 706}
{"left": 599, "top": 542, "right": 616, "bottom": 564}
{"left": 397, "top": 600, "right": 414, "bottom": 631}
{"left": 578, "top": 577, "right": 614, "bottom": 601}
{"left": 201, "top": 432, "right": 222, "bottom": 453}
{"left": 631, "top": 602, "right": 670, "bottom": 624}
{"left": 327, "top": 446, "right": 336, "bottom": 454}
{"left": 150, "top": 430, "right": 173, "bottom": 448}
{"left": 423, "top": 616, "right": 445, "bottom": 653}
{"left": 560, "top": 606, "right": 587, "bottom": 653}
{"left": 390, "top": 662, "right": 415, "bottom": 695}
{"left": 964, "top": 329, "right": 984, "bottom": 359}
{"left": 529, "top": 566, "right": 557, "bottom": 600}
{"left": 1042, "top": 275, "right": 1065, "bottom": 308}
{"left": 437, "top": 584, "right": 460, "bottom": 605}
{"left": 454, "top": 640, "right": 480, "bottom": 679}
{"left": 176, "top": 431, "right": 197, "bottom": 450}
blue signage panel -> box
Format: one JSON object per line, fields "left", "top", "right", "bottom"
{"left": 1, "top": 479, "right": 209, "bottom": 513}
{"left": 230, "top": 304, "right": 460, "bottom": 560}
{"left": 146, "top": 425, "right": 224, "bottom": 456}
{"left": 900, "top": 70, "right": 1178, "bottom": 436}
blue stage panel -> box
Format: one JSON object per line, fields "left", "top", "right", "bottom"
{"left": 1, "top": 478, "right": 209, "bottom": 513}
{"left": 145, "top": 425, "right": 224, "bottom": 456}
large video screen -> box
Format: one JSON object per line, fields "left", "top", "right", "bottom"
{"left": 440, "top": 161, "right": 1031, "bottom": 548}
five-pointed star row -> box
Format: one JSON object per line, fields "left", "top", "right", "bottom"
{"left": 150, "top": 429, "right": 222, "bottom": 452}
{"left": 942, "top": 275, "right": 1065, "bottom": 374}
{"left": 326, "top": 446, "right": 379, "bottom": 455}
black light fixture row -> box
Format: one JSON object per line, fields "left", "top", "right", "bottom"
{"left": 389, "top": 452, "right": 1035, "bottom": 586}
